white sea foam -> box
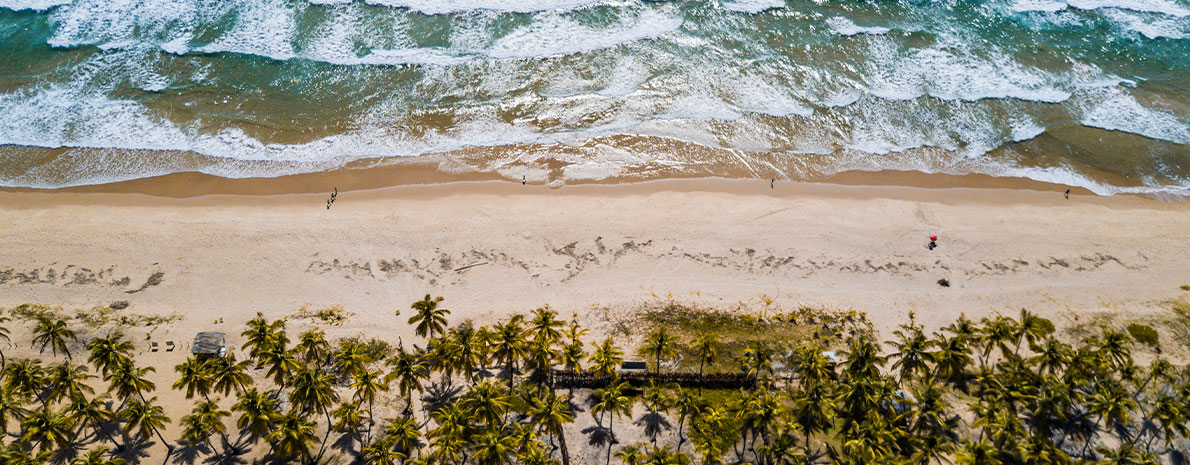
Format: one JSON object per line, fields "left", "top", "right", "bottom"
{"left": 488, "top": 9, "right": 682, "bottom": 59}
{"left": 731, "top": 75, "right": 814, "bottom": 117}
{"left": 720, "top": 0, "right": 785, "bottom": 14}
{"left": 861, "top": 37, "right": 1073, "bottom": 103}
{"left": 361, "top": 0, "right": 602, "bottom": 15}
{"left": 47, "top": 0, "right": 197, "bottom": 49}
{"left": 0, "top": 0, "right": 70, "bottom": 11}
{"left": 195, "top": 0, "right": 299, "bottom": 61}
{"left": 1067, "top": 0, "right": 1190, "bottom": 17}
{"left": 1101, "top": 9, "right": 1188, "bottom": 38}
{"left": 1008, "top": 0, "right": 1069, "bottom": 12}
{"left": 826, "top": 16, "right": 891, "bottom": 36}
{"left": 1082, "top": 87, "right": 1190, "bottom": 145}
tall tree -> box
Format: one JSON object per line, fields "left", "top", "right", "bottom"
{"left": 409, "top": 295, "right": 450, "bottom": 340}
{"left": 31, "top": 316, "right": 77, "bottom": 359}
{"left": 639, "top": 328, "right": 678, "bottom": 375}
{"left": 530, "top": 389, "right": 574, "bottom": 465}
{"left": 593, "top": 381, "right": 634, "bottom": 465}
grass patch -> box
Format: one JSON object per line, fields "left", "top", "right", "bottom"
{"left": 74, "top": 305, "right": 180, "bottom": 329}
{"left": 8, "top": 303, "right": 65, "bottom": 321}
{"left": 1166, "top": 298, "right": 1190, "bottom": 348}
{"left": 1126, "top": 323, "right": 1159, "bottom": 348}
{"left": 1180, "top": 284, "right": 1190, "bottom": 291}
{"left": 293, "top": 305, "right": 352, "bottom": 326}
{"left": 339, "top": 336, "right": 396, "bottom": 362}
{"left": 610, "top": 301, "right": 872, "bottom": 374}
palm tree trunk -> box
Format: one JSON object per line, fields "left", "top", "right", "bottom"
{"left": 313, "top": 406, "right": 333, "bottom": 465}
{"left": 605, "top": 414, "right": 614, "bottom": 465}
{"left": 556, "top": 428, "right": 570, "bottom": 465}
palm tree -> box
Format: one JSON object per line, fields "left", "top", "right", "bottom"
{"left": 443, "top": 323, "right": 485, "bottom": 384}
{"left": 209, "top": 353, "right": 254, "bottom": 396}
{"left": 529, "top": 307, "right": 564, "bottom": 344}
{"left": 0, "top": 314, "right": 10, "bottom": 370}
{"left": 491, "top": 318, "right": 528, "bottom": 387}
{"left": 104, "top": 360, "right": 155, "bottom": 403}
{"left": 31, "top": 316, "right": 77, "bottom": 359}
{"left": 461, "top": 381, "right": 512, "bottom": 428}
{"left": 65, "top": 392, "right": 115, "bottom": 446}
{"left": 70, "top": 448, "right": 126, "bottom": 465}
{"left": 335, "top": 340, "right": 373, "bottom": 377}
{"left": 352, "top": 368, "right": 389, "bottom": 437}
{"left": 472, "top": 429, "right": 516, "bottom": 465}
{"left": 1084, "top": 380, "right": 1137, "bottom": 455}
{"left": 386, "top": 348, "right": 429, "bottom": 415}
{"left": 296, "top": 329, "right": 331, "bottom": 365}
{"left": 232, "top": 387, "right": 280, "bottom": 442}
{"left": 888, "top": 325, "right": 930, "bottom": 385}
{"left": 119, "top": 396, "right": 172, "bottom": 451}
{"left": 20, "top": 407, "right": 72, "bottom": 453}
{"left": 361, "top": 441, "right": 407, "bottom": 465}
{"left": 590, "top": 338, "right": 624, "bottom": 380}
{"left": 331, "top": 402, "right": 367, "bottom": 449}
{"left": 266, "top": 410, "right": 318, "bottom": 462}
{"left": 86, "top": 332, "right": 133, "bottom": 376}
{"left": 382, "top": 416, "right": 422, "bottom": 456}
{"left": 931, "top": 334, "right": 973, "bottom": 383}
{"left": 173, "top": 357, "right": 212, "bottom": 400}
{"left": 289, "top": 365, "right": 340, "bottom": 463}
{"left": 179, "top": 398, "right": 231, "bottom": 453}
{"left": 530, "top": 389, "right": 574, "bottom": 465}
{"left": 639, "top": 328, "right": 678, "bottom": 374}
{"left": 45, "top": 360, "right": 94, "bottom": 404}
{"left": 4, "top": 358, "right": 46, "bottom": 399}
{"left": 257, "top": 342, "right": 301, "bottom": 393}
{"left": 593, "top": 380, "right": 634, "bottom": 465}
{"left": 241, "top": 312, "right": 286, "bottom": 359}
{"left": 692, "top": 334, "right": 717, "bottom": 391}
{"left": 409, "top": 295, "right": 450, "bottom": 339}
{"left": 0, "top": 386, "right": 29, "bottom": 437}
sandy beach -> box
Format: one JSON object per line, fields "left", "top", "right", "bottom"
{"left": 3, "top": 175, "right": 1187, "bottom": 337}
{"left": 2, "top": 174, "right": 1190, "bottom": 461}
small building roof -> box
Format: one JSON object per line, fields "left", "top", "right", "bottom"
{"left": 621, "top": 360, "right": 648, "bottom": 371}
{"left": 192, "top": 332, "right": 226, "bottom": 356}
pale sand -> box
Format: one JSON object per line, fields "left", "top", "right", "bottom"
{"left": 1, "top": 177, "right": 1188, "bottom": 460}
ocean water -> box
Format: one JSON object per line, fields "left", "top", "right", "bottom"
{"left": 0, "top": 0, "right": 1187, "bottom": 194}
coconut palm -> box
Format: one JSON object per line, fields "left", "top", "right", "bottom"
{"left": 20, "top": 407, "right": 72, "bottom": 453}
{"left": 530, "top": 389, "right": 574, "bottom": 465}
{"left": 290, "top": 366, "right": 339, "bottom": 416}
{"left": 232, "top": 387, "right": 280, "bottom": 441}
{"left": 692, "top": 334, "right": 717, "bottom": 390}
{"left": 529, "top": 307, "right": 564, "bottom": 344}
{"left": 386, "top": 348, "right": 429, "bottom": 415}
{"left": 257, "top": 342, "right": 301, "bottom": 392}
{"left": 590, "top": 338, "right": 624, "bottom": 380}
{"left": 335, "top": 340, "right": 373, "bottom": 377}
{"left": 331, "top": 402, "right": 368, "bottom": 449}
{"left": 443, "top": 323, "right": 485, "bottom": 384}
{"left": 351, "top": 368, "right": 389, "bottom": 436}
{"left": 65, "top": 392, "right": 115, "bottom": 445}
{"left": 0, "top": 385, "right": 31, "bottom": 436}
{"left": 266, "top": 410, "right": 318, "bottom": 462}
{"left": 179, "top": 398, "right": 231, "bottom": 453}
{"left": 70, "top": 448, "right": 126, "bottom": 465}
{"left": 296, "top": 329, "right": 331, "bottom": 365}
{"left": 472, "top": 428, "right": 516, "bottom": 465}
{"left": 931, "top": 334, "right": 973, "bottom": 383}
{"left": 86, "top": 332, "right": 133, "bottom": 376}
{"left": 491, "top": 318, "right": 528, "bottom": 387}
{"left": 888, "top": 325, "right": 931, "bottom": 385}
{"left": 45, "top": 360, "right": 94, "bottom": 404}
{"left": 0, "top": 314, "right": 10, "bottom": 370}
{"left": 382, "top": 416, "right": 422, "bottom": 455}
{"left": 4, "top": 358, "right": 46, "bottom": 398}
{"left": 31, "top": 316, "right": 77, "bottom": 359}
{"left": 241, "top": 312, "right": 286, "bottom": 359}
{"left": 172, "top": 357, "right": 213, "bottom": 400}
{"left": 409, "top": 295, "right": 450, "bottom": 339}
{"left": 104, "top": 361, "right": 155, "bottom": 402}
{"left": 119, "top": 396, "right": 171, "bottom": 451}
{"left": 593, "top": 380, "right": 634, "bottom": 465}
{"left": 639, "top": 328, "right": 678, "bottom": 374}
{"left": 360, "top": 441, "right": 407, "bottom": 465}
{"left": 461, "top": 381, "right": 512, "bottom": 428}
{"left": 209, "top": 353, "right": 254, "bottom": 396}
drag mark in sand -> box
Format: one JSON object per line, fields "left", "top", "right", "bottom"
{"left": 301, "top": 237, "right": 1146, "bottom": 286}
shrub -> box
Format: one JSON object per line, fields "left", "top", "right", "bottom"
{"left": 1126, "top": 323, "right": 1160, "bottom": 348}
{"left": 1180, "top": 284, "right": 1190, "bottom": 291}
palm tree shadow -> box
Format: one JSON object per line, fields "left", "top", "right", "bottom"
{"left": 112, "top": 436, "right": 153, "bottom": 463}
{"left": 170, "top": 441, "right": 209, "bottom": 465}
{"left": 565, "top": 396, "right": 586, "bottom": 415}
{"left": 331, "top": 431, "right": 360, "bottom": 455}
{"left": 1170, "top": 447, "right": 1187, "bottom": 465}
{"left": 421, "top": 381, "right": 463, "bottom": 415}
{"left": 48, "top": 444, "right": 80, "bottom": 465}
{"left": 581, "top": 424, "right": 613, "bottom": 447}
{"left": 204, "top": 444, "right": 250, "bottom": 465}
{"left": 633, "top": 411, "right": 672, "bottom": 441}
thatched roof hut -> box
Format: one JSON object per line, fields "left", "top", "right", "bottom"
{"left": 192, "top": 332, "right": 226, "bottom": 357}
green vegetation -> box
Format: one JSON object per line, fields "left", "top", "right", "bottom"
{"left": 1180, "top": 284, "right": 1190, "bottom": 291}
{"left": 1126, "top": 323, "right": 1159, "bottom": 348}
{"left": 0, "top": 300, "right": 1187, "bottom": 465}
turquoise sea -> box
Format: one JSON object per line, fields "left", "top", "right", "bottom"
{"left": 0, "top": 0, "right": 1187, "bottom": 194}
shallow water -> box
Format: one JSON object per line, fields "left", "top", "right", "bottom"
{"left": 0, "top": 0, "right": 1187, "bottom": 194}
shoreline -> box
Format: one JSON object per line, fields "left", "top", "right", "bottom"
{"left": 0, "top": 153, "right": 1121, "bottom": 199}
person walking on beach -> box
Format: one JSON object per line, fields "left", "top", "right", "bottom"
{"left": 927, "top": 234, "right": 938, "bottom": 250}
